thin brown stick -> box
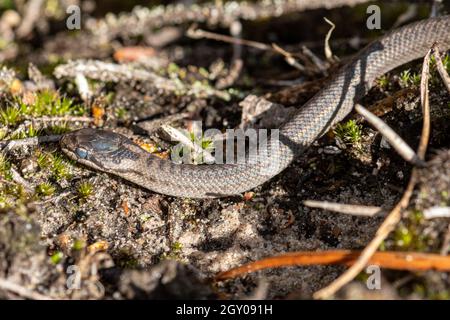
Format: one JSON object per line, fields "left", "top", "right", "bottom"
{"left": 303, "top": 200, "right": 382, "bottom": 217}
{"left": 186, "top": 25, "right": 271, "bottom": 51}
{"left": 186, "top": 26, "right": 310, "bottom": 73}
{"left": 216, "top": 250, "right": 450, "bottom": 281}
{"left": 313, "top": 47, "right": 433, "bottom": 299}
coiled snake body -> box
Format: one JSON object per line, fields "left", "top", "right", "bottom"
{"left": 61, "top": 16, "right": 450, "bottom": 198}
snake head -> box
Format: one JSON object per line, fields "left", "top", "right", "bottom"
{"left": 60, "top": 128, "right": 139, "bottom": 172}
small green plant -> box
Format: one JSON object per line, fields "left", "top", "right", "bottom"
{"left": 38, "top": 151, "right": 72, "bottom": 180}
{"left": 115, "top": 107, "right": 127, "bottom": 120}
{"left": 377, "top": 75, "right": 389, "bottom": 88}
{"left": 160, "top": 242, "right": 184, "bottom": 261}
{"left": 37, "top": 152, "right": 52, "bottom": 169}
{"left": 0, "top": 153, "right": 11, "bottom": 179}
{"left": 334, "top": 120, "right": 362, "bottom": 145}
{"left": 18, "top": 90, "right": 84, "bottom": 117}
{"left": 172, "top": 241, "right": 183, "bottom": 252}
{"left": 10, "top": 124, "right": 40, "bottom": 139}
{"left": 0, "top": 105, "right": 21, "bottom": 125}
{"left": 399, "top": 69, "right": 411, "bottom": 87}
{"left": 410, "top": 72, "right": 421, "bottom": 86}
{"left": 399, "top": 69, "right": 422, "bottom": 87}
{"left": 77, "top": 181, "right": 93, "bottom": 199}
{"left": 443, "top": 55, "right": 450, "bottom": 72}
{"left": 72, "top": 239, "right": 86, "bottom": 251}
{"left": 50, "top": 251, "right": 64, "bottom": 264}
{"left": 36, "top": 182, "right": 56, "bottom": 197}
{"left": 51, "top": 154, "right": 71, "bottom": 180}
{"left": 392, "top": 211, "right": 428, "bottom": 251}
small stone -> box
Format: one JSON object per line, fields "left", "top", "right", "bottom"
{"left": 20, "top": 158, "right": 38, "bottom": 175}
{"left": 380, "top": 136, "right": 391, "bottom": 149}
{"left": 323, "top": 145, "right": 342, "bottom": 155}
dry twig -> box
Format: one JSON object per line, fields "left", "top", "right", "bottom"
{"left": 303, "top": 200, "right": 382, "bottom": 217}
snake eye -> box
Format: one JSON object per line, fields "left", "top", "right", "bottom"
{"left": 75, "top": 148, "right": 88, "bottom": 159}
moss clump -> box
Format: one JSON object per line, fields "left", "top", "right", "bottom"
{"left": 0, "top": 105, "right": 21, "bottom": 125}
{"left": 115, "top": 107, "right": 128, "bottom": 120}
{"left": 0, "top": 153, "right": 12, "bottom": 180}
{"left": 72, "top": 239, "right": 86, "bottom": 251}
{"left": 36, "top": 182, "right": 56, "bottom": 197}
{"left": 17, "top": 90, "right": 85, "bottom": 117}
{"left": 399, "top": 69, "right": 421, "bottom": 87}
{"left": 37, "top": 151, "right": 72, "bottom": 181}
{"left": 392, "top": 210, "right": 428, "bottom": 251}
{"left": 50, "top": 251, "right": 64, "bottom": 264}
{"left": 377, "top": 75, "right": 390, "bottom": 89}
{"left": 334, "top": 119, "right": 362, "bottom": 146}
{"left": 0, "top": 90, "right": 86, "bottom": 127}
{"left": 77, "top": 181, "right": 93, "bottom": 199}
{"left": 160, "top": 242, "right": 184, "bottom": 261}
{"left": 10, "top": 124, "right": 40, "bottom": 139}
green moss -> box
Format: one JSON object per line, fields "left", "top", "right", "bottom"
{"left": 50, "top": 251, "right": 64, "bottom": 264}
{"left": 399, "top": 69, "right": 421, "bottom": 87}
{"left": 0, "top": 105, "right": 21, "bottom": 126}
{"left": 72, "top": 239, "right": 85, "bottom": 251}
{"left": 1, "top": 90, "right": 86, "bottom": 130}
{"left": 334, "top": 119, "right": 362, "bottom": 146}
{"left": 10, "top": 124, "right": 41, "bottom": 139}
{"left": 115, "top": 107, "right": 127, "bottom": 120}
{"left": 430, "top": 291, "right": 450, "bottom": 300}
{"left": 160, "top": 242, "right": 184, "bottom": 261}
{"left": 167, "top": 62, "right": 181, "bottom": 76}
{"left": 377, "top": 75, "right": 390, "bottom": 89}
{"left": 36, "top": 182, "right": 56, "bottom": 197}
{"left": 172, "top": 241, "right": 183, "bottom": 252}
{"left": 18, "top": 90, "right": 85, "bottom": 117}
{"left": 171, "top": 131, "right": 215, "bottom": 165}
{"left": 443, "top": 55, "right": 450, "bottom": 72}
{"left": 37, "top": 151, "right": 72, "bottom": 181}
{"left": 52, "top": 154, "right": 71, "bottom": 180}
{"left": 0, "top": 153, "right": 12, "bottom": 180}
{"left": 392, "top": 211, "right": 428, "bottom": 251}
{"left": 394, "top": 226, "right": 414, "bottom": 249}
{"left": 77, "top": 181, "right": 93, "bottom": 199}
{"left": 37, "top": 152, "right": 52, "bottom": 169}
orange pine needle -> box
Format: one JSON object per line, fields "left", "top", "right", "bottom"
{"left": 216, "top": 250, "right": 450, "bottom": 281}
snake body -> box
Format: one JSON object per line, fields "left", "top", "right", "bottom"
{"left": 61, "top": 15, "right": 450, "bottom": 198}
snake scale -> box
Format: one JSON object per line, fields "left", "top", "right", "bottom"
{"left": 61, "top": 15, "right": 450, "bottom": 198}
